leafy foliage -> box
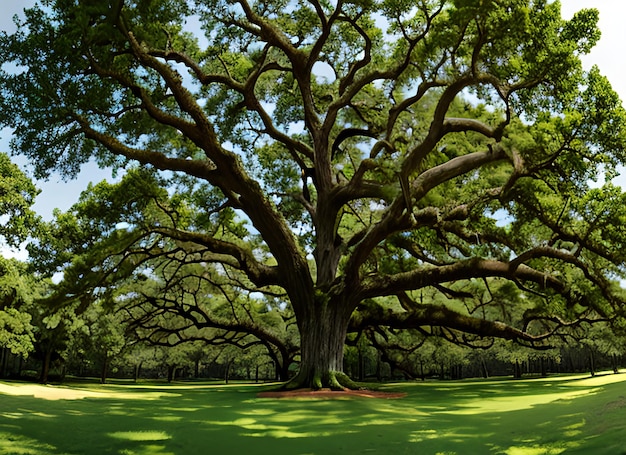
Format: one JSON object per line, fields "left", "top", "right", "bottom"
{"left": 3, "top": 0, "right": 626, "bottom": 388}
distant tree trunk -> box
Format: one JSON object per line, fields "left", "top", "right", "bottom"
{"left": 100, "top": 354, "right": 109, "bottom": 384}
{"left": 481, "top": 358, "right": 489, "bottom": 378}
{"left": 540, "top": 356, "right": 547, "bottom": 377}
{"left": 134, "top": 361, "right": 143, "bottom": 382}
{"left": 589, "top": 350, "right": 596, "bottom": 377}
{"left": 513, "top": 360, "right": 522, "bottom": 379}
{"left": 40, "top": 348, "right": 52, "bottom": 384}
{"left": 255, "top": 365, "right": 259, "bottom": 383}
{"left": 167, "top": 365, "right": 176, "bottom": 382}
{"left": 357, "top": 348, "right": 364, "bottom": 382}
{"left": 224, "top": 359, "right": 232, "bottom": 384}
{"left": 279, "top": 357, "right": 290, "bottom": 381}
{"left": 194, "top": 359, "right": 200, "bottom": 378}
{"left": 0, "top": 348, "right": 7, "bottom": 378}
{"left": 419, "top": 360, "right": 425, "bottom": 381}
{"left": 612, "top": 354, "right": 619, "bottom": 374}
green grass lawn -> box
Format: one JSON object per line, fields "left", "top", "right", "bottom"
{"left": 0, "top": 372, "right": 625, "bottom": 455}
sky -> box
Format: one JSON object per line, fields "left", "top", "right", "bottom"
{"left": 0, "top": 0, "right": 625, "bottom": 257}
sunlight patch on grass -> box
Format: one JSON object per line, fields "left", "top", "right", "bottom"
{"left": 409, "top": 429, "right": 491, "bottom": 443}
{"left": 565, "top": 373, "right": 626, "bottom": 387}
{"left": 151, "top": 415, "right": 183, "bottom": 422}
{"left": 17, "top": 409, "right": 56, "bottom": 418}
{"left": 0, "top": 432, "right": 57, "bottom": 455}
{"left": 119, "top": 444, "right": 175, "bottom": 455}
{"left": 161, "top": 406, "right": 201, "bottom": 412}
{"left": 0, "top": 382, "right": 178, "bottom": 401}
{"left": 387, "top": 372, "right": 623, "bottom": 390}
{"left": 209, "top": 419, "right": 297, "bottom": 436}
{"left": 502, "top": 445, "right": 567, "bottom": 455}
{"left": 269, "top": 413, "right": 345, "bottom": 425}
{"left": 109, "top": 431, "right": 171, "bottom": 442}
{"left": 441, "top": 388, "right": 601, "bottom": 415}
{"left": 239, "top": 408, "right": 276, "bottom": 416}
{"left": 206, "top": 413, "right": 358, "bottom": 439}
{"left": 243, "top": 429, "right": 337, "bottom": 438}
{"left": 355, "top": 418, "right": 414, "bottom": 426}
{"left": 561, "top": 419, "right": 585, "bottom": 437}
{"left": 351, "top": 407, "right": 427, "bottom": 426}
{"left": 1, "top": 412, "right": 25, "bottom": 419}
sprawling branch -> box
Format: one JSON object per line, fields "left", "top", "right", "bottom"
{"left": 345, "top": 144, "right": 510, "bottom": 285}
{"left": 357, "top": 258, "right": 565, "bottom": 300}
{"left": 151, "top": 226, "right": 279, "bottom": 287}
{"left": 350, "top": 302, "right": 545, "bottom": 344}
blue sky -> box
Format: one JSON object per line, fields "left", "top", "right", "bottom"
{"left": 0, "top": 1, "right": 625, "bottom": 256}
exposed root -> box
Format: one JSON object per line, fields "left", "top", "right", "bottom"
{"left": 283, "top": 369, "right": 364, "bottom": 391}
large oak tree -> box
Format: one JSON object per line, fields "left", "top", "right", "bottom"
{"left": 3, "top": 0, "right": 626, "bottom": 389}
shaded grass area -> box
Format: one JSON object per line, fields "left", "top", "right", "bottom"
{"left": 0, "top": 373, "right": 625, "bottom": 455}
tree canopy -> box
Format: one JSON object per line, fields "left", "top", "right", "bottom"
{"left": 0, "top": 155, "right": 39, "bottom": 359}
{"left": 2, "top": 0, "right": 626, "bottom": 389}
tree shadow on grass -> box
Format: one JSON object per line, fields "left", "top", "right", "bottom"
{"left": 0, "top": 376, "right": 624, "bottom": 454}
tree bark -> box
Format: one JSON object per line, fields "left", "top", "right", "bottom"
{"left": 40, "top": 349, "right": 52, "bottom": 384}
{"left": 481, "top": 358, "right": 489, "bottom": 378}
{"left": 513, "top": 360, "right": 522, "bottom": 379}
{"left": 287, "top": 297, "right": 356, "bottom": 390}
{"left": 134, "top": 361, "right": 142, "bottom": 382}
{"left": 224, "top": 358, "right": 232, "bottom": 384}
{"left": 0, "top": 348, "right": 7, "bottom": 378}
{"left": 100, "top": 354, "right": 109, "bottom": 384}
{"left": 357, "top": 348, "right": 364, "bottom": 382}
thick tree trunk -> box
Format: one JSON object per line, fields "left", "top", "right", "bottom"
{"left": 288, "top": 299, "right": 356, "bottom": 390}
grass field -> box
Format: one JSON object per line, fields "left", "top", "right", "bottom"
{"left": 0, "top": 372, "right": 625, "bottom": 455}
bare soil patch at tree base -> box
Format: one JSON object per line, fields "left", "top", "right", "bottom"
{"left": 257, "top": 388, "right": 407, "bottom": 399}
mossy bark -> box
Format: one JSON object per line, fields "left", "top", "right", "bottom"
{"left": 287, "top": 295, "right": 358, "bottom": 390}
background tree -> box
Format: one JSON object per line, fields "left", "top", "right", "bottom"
{"left": 0, "top": 152, "right": 40, "bottom": 377}
{"left": 74, "top": 303, "right": 128, "bottom": 383}
{"left": 3, "top": 0, "right": 626, "bottom": 389}
{"left": 0, "top": 258, "right": 37, "bottom": 374}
